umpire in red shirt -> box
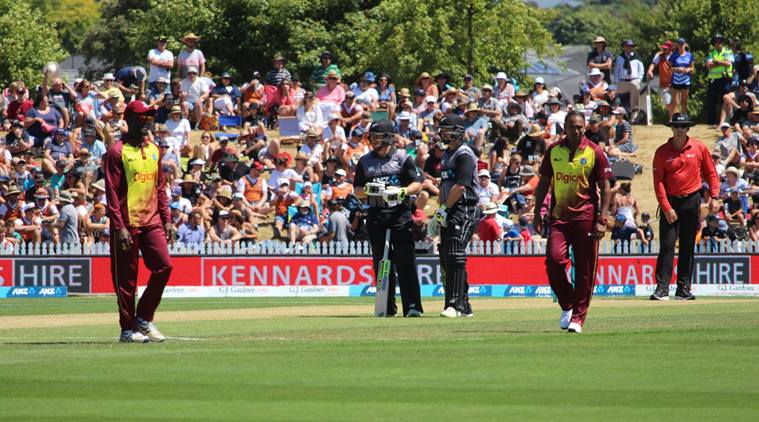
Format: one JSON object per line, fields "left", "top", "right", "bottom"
{"left": 652, "top": 113, "right": 720, "bottom": 300}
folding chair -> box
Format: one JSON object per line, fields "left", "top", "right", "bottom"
{"left": 215, "top": 115, "right": 243, "bottom": 142}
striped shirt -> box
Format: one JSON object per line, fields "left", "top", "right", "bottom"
{"left": 668, "top": 51, "right": 694, "bottom": 86}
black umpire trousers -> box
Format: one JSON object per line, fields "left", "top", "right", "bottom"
{"left": 367, "top": 207, "right": 423, "bottom": 316}
{"left": 655, "top": 191, "right": 701, "bottom": 294}
{"left": 439, "top": 202, "right": 480, "bottom": 313}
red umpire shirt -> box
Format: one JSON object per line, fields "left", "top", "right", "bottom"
{"left": 653, "top": 136, "right": 720, "bottom": 212}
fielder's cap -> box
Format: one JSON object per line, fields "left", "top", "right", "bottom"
{"left": 125, "top": 100, "right": 156, "bottom": 117}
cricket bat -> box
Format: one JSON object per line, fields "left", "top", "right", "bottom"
{"left": 374, "top": 228, "right": 392, "bottom": 317}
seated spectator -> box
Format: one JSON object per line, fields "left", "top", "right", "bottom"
{"left": 178, "top": 211, "right": 206, "bottom": 246}
{"left": 165, "top": 105, "right": 192, "bottom": 156}
{"left": 293, "top": 152, "right": 317, "bottom": 183}
{"left": 322, "top": 113, "right": 346, "bottom": 157}
{"left": 265, "top": 79, "right": 296, "bottom": 117}
{"left": 289, "top": 199, "right": 319, "bottom": 243}
{"left": 477, "top": 169, "right": 499, "bottom": 205}
{"left": 211, "top": 72, "right": 241, "bottom": 116}
{"left": 241, "top": 71, "right": 265, "bottom": 110}
{"left": 352, "top": 72, "right": 379, "bottom": 111}
{"left": 608, "top": 107, "right": 636, "bottom": 157}
{"left": 339, "top": 92, "right": 363, "bottom": 129}
{"left": 236, "top": 161, "right": 272, "bottom": 214}
{"left": 720, "top": 166, "right": 749, "bottom": 198}
{"left": 701, "top": 214, "right": 727, "bottom": 248}
{"left": 340, "top": 127, "right": 369, "bottom": 172}
{"left": 208, "top": 210, "right": 241, "bottom": 245}
{"left": 587, "top": 68, "right": 608, "bottom": 100}
{"left": 271, "top": 180, "right": 300, "bottom": 238}
{"left": 316, "top": 70, "right": 345, "bottom": 109}
{"left": 327, "top": 169, "right": 353, "bottom": 201}
{"left": 515, "top": 124, "right": 547, "bottom": 163}
{"left": 477, "top": 202, "right": 501, "bottom": 243}
{"left": 741, "top": 136, "right": 759, "bottom": 182}
{"left": 180, "top": 66, "right": 211, "bottom": 126}
{"left": 585, "top": 114, "right": 609, "bottom": 147}
{"left": 714, "top": 123, "right": 742, "bottom": 172}
{"left": 4, "top": 120, "right": 32, "bottom": 155}
{"left": 611, "top": 214, "right": 646, "bottom": 249}
{"left": 25, "top": 93, "right": 63, "bottom": 147}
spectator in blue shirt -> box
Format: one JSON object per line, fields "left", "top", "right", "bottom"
{"left": 212, "top": 72, "right": 242, "bottom": 116}
{"left": 289, "top": 199, "right": 319, "bottom": 243}
{"left": 668, "top": 38, "right": 695, "bottom": 116}
{"left": 80, "top": 127, "right": 107, "bottom": 164}
{"left": 177, "top": 211, "right": 206, "bottom": 246}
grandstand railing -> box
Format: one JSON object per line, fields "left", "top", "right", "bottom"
{"left": 0, "top": 239, "right": 756, "bottom": 256}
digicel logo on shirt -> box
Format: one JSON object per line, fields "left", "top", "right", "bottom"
{"left": 555, "top": 171, "right": 586, "bottom": 184}
{"left": 133, "top": 172, "right": 157, "bottom": 183}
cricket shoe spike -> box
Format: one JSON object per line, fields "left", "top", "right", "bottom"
{"left": 560, "top": 309, "right": 573, "bottom": 330}
{"left": 120, "top": 330, "right": 149, "bottom": 343}
{"left": 440, "top": 307, "right": 461, "bottom": 318}
{"left": 136, "top": 317, "right": 166, "bottom": 342}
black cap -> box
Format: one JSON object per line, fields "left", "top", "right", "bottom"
{"left": 665, "top": 113, "right": 695, "bottom": 127}
{"left": 439, "top": 115, "right": 466, "bottom": 131}
{"left": 368, "top": 120, "right": 395, "bottom": 136}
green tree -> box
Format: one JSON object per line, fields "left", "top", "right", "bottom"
{"left": 344, "top": 0, "right": 556, "bottom": 88}
{"left": 80, "top": 0, "right": 149, "bottom": 75}
{"left": 0, "top": 0, "right": 66, "bottom": 86}
{"left": 31, "top": 0, "right": 101, "bottom": 54}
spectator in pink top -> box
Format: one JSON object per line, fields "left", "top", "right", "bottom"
{"left": 177, "top": 33, "right": 206, "bottom": 79}
{"left": 316, "top": 70, "right": 345, "bottom": 109}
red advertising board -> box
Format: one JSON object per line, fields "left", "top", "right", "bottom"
{"left": 5, "top": 254, "right": 754, "bottom": 293}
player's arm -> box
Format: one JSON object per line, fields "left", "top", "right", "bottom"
{"left": 532, "top": 176, "right": 550, "bottom": 235}
{"left": 444, "top": 154, "right": 475, "bottom": 208}
{"left": 352, "top": 160, "right": 368, "bottom": 198}
{"left": 596, "top": 178, "right": 611, "bottom": 239}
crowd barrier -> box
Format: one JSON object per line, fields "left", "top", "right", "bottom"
{"left": 1, "top": 240, "right": 757, "bottom": 298}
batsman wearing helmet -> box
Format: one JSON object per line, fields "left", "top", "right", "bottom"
{"left": 433, "top": 115, "right": 480, "bottom": 318}
{"left": 354, "top": 120, "right": 424, "bottom": 317}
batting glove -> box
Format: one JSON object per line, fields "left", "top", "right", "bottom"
{"left": 434, "top": 205, "right": 448, "bottom": 228}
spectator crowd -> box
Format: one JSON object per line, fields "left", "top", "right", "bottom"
{"left": 0, "top": 32, "right": 758, "bottom": 251}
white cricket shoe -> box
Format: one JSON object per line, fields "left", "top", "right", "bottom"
{"left": 119, "top": 330, "right": 149, "bottom": 343}
{"left": 440, "top": 307, "right": 461, "bottom": 318}
{"left": 137, "top": 318, "right": 166, "bottom": 342}
{"left": 560, "top": 309, "right": 573, "bottom": 330}
{"left": 566, "top": 322, "right": 583, "bottom": 334}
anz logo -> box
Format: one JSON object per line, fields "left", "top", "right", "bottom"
{"left": 372, "top": 175, "right": 400, "bottom": 186}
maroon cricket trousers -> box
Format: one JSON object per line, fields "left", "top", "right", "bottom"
{"left": 110, "top": 225, "right": 173, "bottom": 331}
{"left": 546, "top": 219, "right": 598, "bottom": 326}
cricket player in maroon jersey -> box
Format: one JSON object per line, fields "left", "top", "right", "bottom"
{"left": 651, "top": 113, "right": 720, "bottom": 301}
{"left": 104, "top": 100, "right": 176, "bottom": 343}
{"left": 533, "top": 111, "right": 612, "bottom": 334}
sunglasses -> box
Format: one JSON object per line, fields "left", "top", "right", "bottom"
{"left": 672, "top": 125, "right": 690, "bottom": 129}
{"left": 327, "top": 77, "right": 338, "bottom": 81}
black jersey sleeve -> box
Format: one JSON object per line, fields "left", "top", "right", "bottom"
{"left": 454, "top": 153, "right": 476, "bottom": 187}
{"left": 353, "top": 159, "right": 367, "bottom": 187}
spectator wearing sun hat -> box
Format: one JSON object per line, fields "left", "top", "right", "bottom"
{"left": 477, "top": 202, "right": 502, "bottom": 244}
{"left": 587, "top": 36, "right": 613, "bottom": 83}
{"left": 177, "top": 32, "right": 206, "bottom": 79}
{"left": 493, "top": 71, "right": 514, "bottom": 105}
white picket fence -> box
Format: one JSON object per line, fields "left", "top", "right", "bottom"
{"left": 0, "top": 239, "right": 757, "bottom": 257}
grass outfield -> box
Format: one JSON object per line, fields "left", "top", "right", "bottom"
{"left": 1, "top": 297, "right": 758, "bottom": 421}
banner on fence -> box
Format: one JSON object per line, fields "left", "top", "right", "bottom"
{"left": 0, "top": 254, "right": 756, "bottom": 295}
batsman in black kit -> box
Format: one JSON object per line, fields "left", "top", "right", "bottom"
{"left": 434, "top": 115, "right": 480, "bottom": 318}
{"left": 354, "top": 120, "right": 424, "bottom": 317}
